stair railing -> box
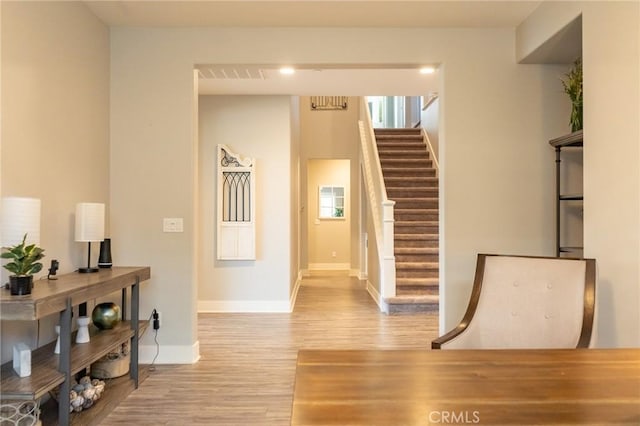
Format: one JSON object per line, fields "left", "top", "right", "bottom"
{"left": 358, "top": 97, "right": 396, "bottom": 304}
{"left": 420, "top": 128, "right": 439, "bottom": 178}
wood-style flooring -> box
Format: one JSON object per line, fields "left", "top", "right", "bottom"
{"left": 101, "top": 272, "right": 439, "bottom": 425}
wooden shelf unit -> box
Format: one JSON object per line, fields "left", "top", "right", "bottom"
{"left": 0, "top": 267, "right": 150, "bottom": 425}
{"left": 550, "top": 130, "right": 584, "bottom": 257}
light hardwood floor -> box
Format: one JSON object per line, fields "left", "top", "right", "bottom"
{"left": 102, "top": 273, "right": 439, "bottom": 425}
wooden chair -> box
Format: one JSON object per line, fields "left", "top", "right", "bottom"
{"left": 432, "top": 254, "right": 596, "bottom": 349}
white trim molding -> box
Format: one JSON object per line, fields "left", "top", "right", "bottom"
{"left": 366, "top": 281, "right": 389, "bottom": 313}
{"left": 308, "top": 263, "right": 350, "bottom": 271}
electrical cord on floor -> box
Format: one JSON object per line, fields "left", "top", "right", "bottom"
{"left": 149, "top": 329, "right": 160, "bottom": 372}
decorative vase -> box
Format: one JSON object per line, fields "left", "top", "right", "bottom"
{"left": 98, "top": 238, "right": 112, "bottom": 268}
{"left": 9, "top": 275, "right": 32, "bottom": 296}
{"left": 570, "top": 103, "right": 583, "bottom": 133}
{"left": 75, "top": 316, "right": 91, "bottom": 344}
{"left": 91, "top": 302, "right": 121, "bottom": 330}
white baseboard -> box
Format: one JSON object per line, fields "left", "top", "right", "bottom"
{"left": 366, "top": 281, "right": 388, "bottom": 313}
{"left": 358, "top": 272, "right": 368, "bottom": 280}
{"left": 349, "top": 269, "right": 361, "bottom": 277}
{"left": 140, "top": 340, "right": 200, "bottom": 364}
{"left": 289, "top": 273, "right": 302, "bottom": 312}
{"left": 308, "top": 263, "right": 350, "bottom": 271}
{"left": 198, "top": 299, "right": 291, "bottom": 313}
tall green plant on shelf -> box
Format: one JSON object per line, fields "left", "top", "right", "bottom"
{"left": 561, "top": 58, "right": 583, "bottom": 132}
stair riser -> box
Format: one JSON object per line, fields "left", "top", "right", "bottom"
{"left": 397, "top": 270, "right": 439, "bottom": 279}
{"left": 395, "top": 253, "right": 439, "bottom": 263}
{"left": 394, "top": 199, "right": 438, "bottom": 209}
{"left": 384, "top": 176, "right": 438, "bottom": 188}
{"left": 385, "top": 180, "right": 438, "bottom": 188}
{"left": 395, "top": 239, "right": 439, "bottom": 249}
{"left": 387, "top": 303, "right": 438, "bottom": 314}
{"left": 379, "top": 151, "right": 429, "bottom": 160}
{"left": 389, "top": 189, "right": 439, "bottom": 198}
{"left": 381, "top": 159, "right": 433, "bottom": 167}
{"left": 383, "top": 169, "right": 436, "bottom": 178}
{"left": 396, "top": 286, "right": 440, "bottom": 296}
{"left": 396, "top": 213, "right": 439, "bottom": 221}
{"left": 395, "top": 226, "right": 439, "bottom": 235}
{"left": 374, "top": 133, "right": 422, "bottom": 139}
{"left": 377, "top": 142, "right": 425, "bottom": 149}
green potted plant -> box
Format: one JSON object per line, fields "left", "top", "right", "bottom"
{"left": 1, "top": 233, "right": 45, "bottom": 295}
{"left": 561, "top": 57, "right": 583, "bottom": 133}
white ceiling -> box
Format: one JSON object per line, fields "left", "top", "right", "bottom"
{"left": 85, "top": 1, "right": 542, "bottom": 28}
{"left": 84, "top": 1, "right": 551, "bottom": 96}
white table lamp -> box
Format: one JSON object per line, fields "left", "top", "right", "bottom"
{"left": 1, "top": 197, "right": 41, "bottom": 247}
{"left": 75, "top": 202, "right": 105, "bottom": 273}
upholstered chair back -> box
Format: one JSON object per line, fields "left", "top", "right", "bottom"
{"left": 433, "top": 254, "right": 595, "bottom": 349}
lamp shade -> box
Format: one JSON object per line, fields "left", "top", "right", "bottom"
{"left": 1, "top": 197, "right": 41, "bottom": 246}
{"left": 75, "top": 203, "right": 105, "bottom": 242}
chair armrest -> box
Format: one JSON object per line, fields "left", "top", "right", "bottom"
{"left": 431, "top": 319, "right": 471, "bottom": 349}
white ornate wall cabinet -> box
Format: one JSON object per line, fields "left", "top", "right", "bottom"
{"left": 217, "top": 145, "right": 256, "bottom": 260}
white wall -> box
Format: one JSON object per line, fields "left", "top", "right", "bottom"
{"left": 110, "top": 26, "right": 568, "bottom": 361}
{"left": 517, "top": 1, "right": 640, "bottom": 347}
{"left": 197, "top": 96, "right": 293, "bottom": 312}
{"left": 421, "top": 97, "right": 440, "bottom": 161}
{"left": 1, "top": 2, "right": 109, "bottom": 362}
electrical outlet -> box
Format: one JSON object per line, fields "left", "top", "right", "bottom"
{"left": 332, "top": 251, "right": 337, "bottom": 258}
{"left": 152, "top": 309, "right": 161, "bottom": 330}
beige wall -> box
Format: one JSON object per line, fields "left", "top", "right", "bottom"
{"left": 110, "top": 26, "right": 570, "bottom": 361}
{"left": 307, "top": 159, "right": 351, "bottom": 267}
{"left": 299, "top": 97, "right": 361, "bottom": 272}
{"left": 197, "top": 96, "right": 293, "bottom": 311}
{"left": 517, "top": 1, "right": 640, "bottom": 347}
{"left": 0, "top": 1, "right": 109, "bottom": 363}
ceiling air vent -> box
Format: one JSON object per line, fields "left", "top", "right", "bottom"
{"left": 197, "top": 67, "right": 265, "bottom": 80}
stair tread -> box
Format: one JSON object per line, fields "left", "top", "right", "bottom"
{"left": 395, "top": 247, "right": 439, "bottom": 253}
{"left": 386, "top": 294, "right": 439, "bottom": 304}
{"left": 396, "top": 277, "right": 439, "bottom": 285}
{"left": 395, "top": 220, "right": 439, "bottom": 225}
{"left": 385, "top": 177, "right": 438, "bottom": 181}
{"left": 396, "top": 261, "right": 438, "bottom": 268}
{"left": 395, "top": 233, "right": 438, "bottom": 239}
{"left": 378, "top": 149, "right": 426, "bottom": 153}
{"left": 392, "top": 197, "right": 438, "bottom": 201}
{"left": 395, "top": 208, "right": 439, "bottom": 213}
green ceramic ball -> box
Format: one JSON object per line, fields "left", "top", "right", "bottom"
{"left": 91, "top": 302, "right": 121, "bottom": 330}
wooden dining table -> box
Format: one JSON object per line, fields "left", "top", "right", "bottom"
{"left": 291, "top": 348, "right": 640, "bottom": 425}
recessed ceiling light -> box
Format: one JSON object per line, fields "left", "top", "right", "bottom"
{"left": 280, "top": 67, "right": 295, "bottom": 75}
{"left": 419, "top": 67, "right": 436, "bottom": 74}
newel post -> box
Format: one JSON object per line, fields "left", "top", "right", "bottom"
{"left": 381, "top": 200, "right": 396, "bottom": 299}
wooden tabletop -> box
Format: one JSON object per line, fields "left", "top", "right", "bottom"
{"left": 292, "top": 349, "right": 640, "bottom": 425}
{"left": 0, "top": 267, "right": 151, "bottom": 320}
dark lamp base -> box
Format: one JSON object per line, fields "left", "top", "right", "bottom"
{"left": 78, "top": 267, "right": 99, "bottom": 273}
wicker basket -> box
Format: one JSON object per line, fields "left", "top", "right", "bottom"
{"left": 0, "top": 400, "right": 40, "bottom": 426}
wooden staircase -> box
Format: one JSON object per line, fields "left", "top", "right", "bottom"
{"left": 375, "top": 128, "right": 439, "bottom": 314}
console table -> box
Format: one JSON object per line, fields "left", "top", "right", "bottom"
{"left": 0, "top": 267, "right": 151, "bottom": 425}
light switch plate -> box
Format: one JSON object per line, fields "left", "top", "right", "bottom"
{"left": 163, "top": 218, "right": 184, "bottom": 233}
